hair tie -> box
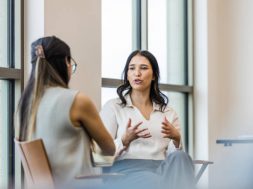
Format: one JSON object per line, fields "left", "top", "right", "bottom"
{"left": 35, "top": 45, "right": 45, "bottom": 59}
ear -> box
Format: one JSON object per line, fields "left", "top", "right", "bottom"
{"left": 65, "top": 57, "right": 69, "bottom": 64}
{"left": 65, "top": 57, "right": 70, "bottom": 67}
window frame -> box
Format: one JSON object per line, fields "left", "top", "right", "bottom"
{"left": 0, "top": 0, "right": 24, "bottom": 188}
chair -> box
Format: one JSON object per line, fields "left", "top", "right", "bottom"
{"left": 90, "top": 147, "right": 213, "bottom": 184}
{"left": 193, "top": 160, "right": 213, "bottom": 184}
{"left": 15, "top": 138, "right": 211, "bottom": 188}
{"left": 14, "top": 138, "right": 55, "bottom": 189}
{"left": 15, "top": 138, "right": 123, "bottom": 189}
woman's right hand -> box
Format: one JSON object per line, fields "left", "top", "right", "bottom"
{"left": 121, "top": 118, "right": 151, "bottom": 147}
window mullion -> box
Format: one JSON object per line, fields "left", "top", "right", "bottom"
{"left": 7, "top": 0, "right": 16, "bottom": 188}
{"left": 141, "top": 0, "right": 148, "bottom": 50}
{"left": 132, "top": 0, "right": 141, "bottom": 50}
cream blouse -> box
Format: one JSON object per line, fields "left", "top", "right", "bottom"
{"left": 100, "top": 94, "right": 182, "bottom": 161}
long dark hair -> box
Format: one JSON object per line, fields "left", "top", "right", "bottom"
{"left": 16, "top": 36, "right": 71, "bottom": 141}
{"left": 117, "top": 50, "right": 168, "bottom": 111}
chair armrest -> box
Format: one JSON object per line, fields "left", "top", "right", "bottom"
{"left": 193, "top": 160, "right": 214, "bottom": 184}
{"left": 193, "top": 160, "right": 213, "bottom": 165}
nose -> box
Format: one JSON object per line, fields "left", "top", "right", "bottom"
{"left": 134, "top": 69, "right": 141, "bottom": 76}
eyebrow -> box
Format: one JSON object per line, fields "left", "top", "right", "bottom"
{"left": 129, "top": 64, "right": 149, "bottom": 67}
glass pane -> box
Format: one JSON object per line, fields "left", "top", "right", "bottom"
{"left": 163, "top": 92, "right": 187, "bottom": 147}
{"left": 0, "top": 0, "right": 8, "bottom": 67}
{"left": 102, "top": 0, "right": 133, "bottom": 79}
{"left": 101, "top": 87, "right": 118, "bottom": 107}
{"left": 0, "top": 80, "right": 8, "bottom": 188}
{"left": 15, "top": 81, "right": 22, "bottom": 189}
{"left": 148, "top": 0, "right": 167, "bottom": 83}
{"left": 148, "top": 0, "right": 187, "bottom": 85}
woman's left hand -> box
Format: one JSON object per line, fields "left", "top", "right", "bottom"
{"left": 161, "top": 117, "right": 181, "bottom": 148}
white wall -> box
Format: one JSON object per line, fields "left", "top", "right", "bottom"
{"left": 24, "top": 0, "right": 44, "bottom": 83}
{"left": 24, "top": 0, "right": 101, "bottom": 108}
{"left": 194, "top": 0, "right": 253, "bottom": 188}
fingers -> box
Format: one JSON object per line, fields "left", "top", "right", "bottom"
{"left": 136, "top": 128, "right": 152, "bottom": 138}
{"left": 126, "top": 118, "right": 142, "bottom": 129}
{"left": 161, "top": 124, "right": 179, "bottom": 139}
{"left": 162, "top": 116, "right": 172, "bottom": 126}
{"left": 164, "top": 116, "right": 169, "bottom": 123}
{"left": 161, "top": 128, "right": 171, "bottom": 138}
{"left": 162, "top": 118, "right": 176, "bottom": 130}
{"left": 161, "top": 125, "right": 170, "bottom": 133}
{"left": 132, "top": 121, "right": 143, "bottom": 130}
{"left": 161, "top": 122, "right": 171, "bottom": 134}
{"left": 161, "top": 120, "right": 173, "bottom": 138}
{"left": 126, "top": 118, "right": 132, "bottom": 128}
{"left": 137, "top": 132, "right": 152, "bottom": 138}
{"left": 136, "top": 128, "right": 148, "bottom": 134}
{"left": 161, "top": 124, "right": 174, "bottom": 133}
{"left": 125, "top": 119, "right": 151, "bottom": 140}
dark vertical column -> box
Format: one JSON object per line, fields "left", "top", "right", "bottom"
{"left": 183, "top": 0, "right": 189, "bottom": 152}
{"left": 7, "top": 0, "right": 15, "bottom": 188}
{"left": 20, "top": 1, "right": 25, "bottom": 188}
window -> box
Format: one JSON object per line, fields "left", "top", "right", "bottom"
{"left": 0, "top": 0, "right": 23, "bottom": 188}
{"left": 148, "top": 0, "right": 193, "bottom": 150}
{"left": 102, "top": 0, "right": 193, "bottom": 152}
{"left": 0, "top": 81, "right": 8, "bottom": 188}
{"left": 102, "top": 0, "right": 133, "bottom": 80}
{"left": 101, "top": 0, "right": 133, "bottom": 106}
{"left": 0, "top": 0, "right": 8, "bottom": 68}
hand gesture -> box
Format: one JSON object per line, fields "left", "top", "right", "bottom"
{"left": 121, "top": 118, "right": 151, "bottom": 147}
{"left": 161, "top": 117, "right": 181, "bottom": 147}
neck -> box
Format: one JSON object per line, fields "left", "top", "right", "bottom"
{"left": 130, "top": 90, "right": 152, "bottom": 107}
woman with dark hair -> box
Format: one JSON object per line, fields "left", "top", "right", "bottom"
{"left": 15, "top": 36, "right": 115, "bottom": 189}
{"left": 100, "top": 50, "right": 195, "bottom": 189}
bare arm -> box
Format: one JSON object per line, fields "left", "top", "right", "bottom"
{"left": 70, "top": 92, "right": 115, "bottom": 155}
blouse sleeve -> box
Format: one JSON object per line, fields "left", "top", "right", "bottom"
{"left": 100, "top": 100, "right": 125, "bottom": 157}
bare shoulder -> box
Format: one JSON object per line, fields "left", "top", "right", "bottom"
{"left": 73, "top": 92, "right": 94, "bottom": 111}
{"left": 70, "top": 91, "right": 97, "bottom": 127}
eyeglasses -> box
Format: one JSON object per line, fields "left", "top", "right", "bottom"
{"left": 70, "top": 57, "right": 77, "bottom": 74}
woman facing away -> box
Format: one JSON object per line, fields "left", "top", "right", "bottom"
{"left": 100, "top": 50, "right": 195, "bottom": 189}
{"left": 15, "top": 36, "right": 115, "bottom": 189}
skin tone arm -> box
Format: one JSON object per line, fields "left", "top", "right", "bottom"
{"left": 70, "top": 92, "right": 115, "bottom": 156}
{"left": 161, "top": 117, "right": 181, "bottom": 148}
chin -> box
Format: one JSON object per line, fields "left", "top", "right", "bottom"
{"left": 132, "top": 86, "right": 149, "bottom": 92}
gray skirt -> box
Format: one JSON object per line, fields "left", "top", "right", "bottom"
{"left": 103, "top": 151, "right": 195, "bottom": 189}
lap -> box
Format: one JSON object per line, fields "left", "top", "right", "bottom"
{"left": 103, "top": 159, "right": 162, "bottom": 189}
{"left": 103, "top": 152, "right": 194, "bottom": 189}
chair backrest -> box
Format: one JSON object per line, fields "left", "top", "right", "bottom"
{"left": 15, "top": 138, "right": 55, "bottom": 189}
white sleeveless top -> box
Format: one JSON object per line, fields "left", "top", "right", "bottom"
{"left": 34, "top": 87, "right": 100, "bottom": 188}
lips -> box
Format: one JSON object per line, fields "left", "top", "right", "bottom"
{"left": 133, "top": 79, "right": 142, "bottom": 84}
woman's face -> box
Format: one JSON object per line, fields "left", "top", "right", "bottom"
{"left": 127, "top": 54, "right": 154, "bottom": 92}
